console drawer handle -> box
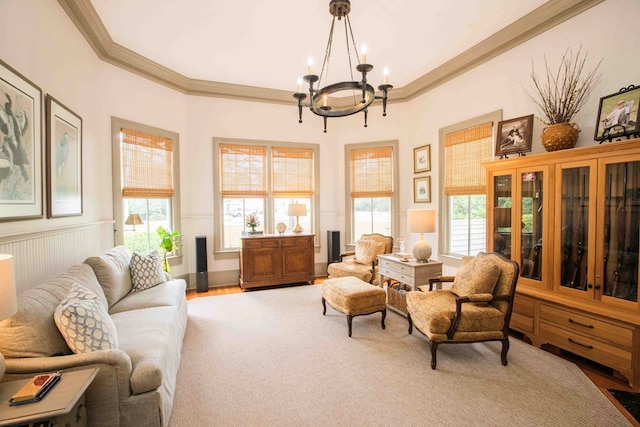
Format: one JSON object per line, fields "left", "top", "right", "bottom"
{"left": 568, "top": 338, "right": 594, "bottom": 349}
{"left": 568, "top": 318, "right": 594, "bottom": 329}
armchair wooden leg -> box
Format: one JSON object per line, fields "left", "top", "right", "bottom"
{"left": 381, "top": 309, "right": 386, "bottom": 330}
{"left": 501, "top": 337, "right": 510, "bottom": 366}
{"left": 407, "top": 313, "right": 413, "bottom": 334}
{"left": 430, "top": 342, "right": 439, "bottom": 370}
{"left": 322, "top": 297, "right": 326, "bottom": 315}
{"left": 347, "top": 315, "right": 353, "bottom": 337}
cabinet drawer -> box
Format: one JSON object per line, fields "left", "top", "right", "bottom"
{"left": 513, "top": 295, "right": 535, "bottom": 317}
{"left": 539, "top": 322, "right": 632, "bottom": 373}
{"left": 510, "top": 312, "right": 534, "bottom": 334}
{"left": 539, "top": 304, "right": 632, "bottom": 349}
{"left": 379, "top": 258, "right": 413, "bottom": 275}
{"left": 244, "top": 238, "right": 279, "bottom": 249}
{"left": 281, "top": 237, "right": 311, "bottom": 248}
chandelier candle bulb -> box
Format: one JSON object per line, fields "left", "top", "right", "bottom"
{"left": 297, "top": 77, "right": 302, "bottom": 93}
{"left": 307, "top": 57, "right": 313, "bottom": 75}
{"left": 361, "top": 44, "right": 367, "bottom": 64}
{"left": 384, "top": 67, "right": 389, "bottom": 85}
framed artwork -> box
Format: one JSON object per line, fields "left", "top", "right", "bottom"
{"left": 594, "top": 84, "right": 640, "bottom": 142}
{"left": 413, "top": 144, "right": 431, "bottom": 173}
{"left": 0, "top": 59, "right": 43, "bottom": 221}
{"left": 413, "top": 176, "right": 431, "bottom": 203}
{"left": 46, "top": 95, "right": 83, "bottom": 217}
{"left": 495, "top": 114, "right": 533, "bottom": 158}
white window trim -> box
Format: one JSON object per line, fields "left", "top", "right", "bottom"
{"left": 344, "top": 140, "right": 399, "bottom": 245}
{"left": 437, "top": 110, "right": 501, "bottom": 260}
{"left": 212, "top": 137, "right": 320, "bottom": 254}
{"left": 111, "top": 117, "right": 182, "bottom": 261}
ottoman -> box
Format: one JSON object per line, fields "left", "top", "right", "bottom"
{"left": 322, "top": 276, "right": 387, "bottom": 337}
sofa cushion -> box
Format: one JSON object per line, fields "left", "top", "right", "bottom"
{"left": 109, "top": 279, "right": 187, "bottom": 314}
{"left": 111, "top": 306, "right": 184, "bottom": 395}
{"left": 354, "top": 239, "right": 386, "bottom": 265}
{"left": 0, "top": 264, "right": 105, "bottom": 358}
{"left": 450, "top": 256, "right": 501, "bottom": 298}
{"left": 54, "top": 283, "right": 118, "bottom": 353}
{"left": 130, "top": 251, "right": 166, "bottom": 292}
{"left": 85, "top": 246, "right": 133, "bottom": 308}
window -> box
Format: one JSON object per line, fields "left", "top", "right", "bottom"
{"left": 345, "top": 141, "right": 398, "bottom": 243}
{"left": 213, "top": 139, "right": 319, "bottom": 251}
{"left": 439, "top": 112, "right": 500, "bottom": 257}
{"left": 112, "top": 118, "right": 181, "bottom": 259}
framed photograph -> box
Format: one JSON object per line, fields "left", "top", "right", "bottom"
{"left": 413, "top": 176, "right": 431, "bottom": 203}
{"left": 594, "top": 85, "right": 640, "bottom": 142}
{"left": 413, "top": 144, "right": 431, "bottom": 173}
{"left": 0, "top": 59, "right": 43, "bottom": 221}
{"left": 46, "top": 95, "right": 82, "bottom": 217}
{"left": 495, "top": 114, "right": 533, "bottom": 158}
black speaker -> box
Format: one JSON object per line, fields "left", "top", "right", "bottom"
{"left": 195, "top": 236, "right": 209, "bottom": 293}
{"left": 327, "top": 230, "right": 341, "bottom": 264}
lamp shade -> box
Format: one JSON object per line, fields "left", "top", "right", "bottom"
{"left": 0, "top": 254, "right": 17, "bottom": 321}
{"left": 407, "top": 209, "right": 436, "bottom": 234}
{"left": 288, "top": 204, "right": 307, "bottom": 217}
{"left": 125, "top": 213, "right": 144, "bottom": 226}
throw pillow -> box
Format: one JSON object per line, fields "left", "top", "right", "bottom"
{"left": 354, "top": 239, "right": 386, "bottom": 265}
{"left": 450, "top": 256, "right": 501, "bottom": 297}
{"left": 130, "top": 251, "right": 166, "bottom": 292}
{"left": 54, "top": 283, "right": 118, "bottom": 353}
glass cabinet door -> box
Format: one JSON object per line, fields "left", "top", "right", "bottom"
{"left": 492, "top": 174, "right": 512, "bottom": 258}
{"left": 601, "top": 161, "right": 640, "bottom": 302}
{"left": 520, "top": 171, "right": 544, "bottom": 281}
{"left": 559, "top": 166, "right": 590, "bottom": 292}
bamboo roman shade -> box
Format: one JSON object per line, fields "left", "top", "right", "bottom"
{"left": 444, "top": 122, "right": 493, "bottom": 195}
{"left": 350, "top": 146, "right": 394, "bottom": 197}
{"left": 121, "top": 128, "right": 174, "bottom": 198}
{"left": 272, "top": 146, "right": 314, "bottom": 197}
{"left": 220, "top": 143, "right": 267, "bottom": 197}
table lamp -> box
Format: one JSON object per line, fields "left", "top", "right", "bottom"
{"left": 125, "top": 213, "right": 144, "bottom": 231}
{"left": 407, "top": 209, "right": 436, "bottom": 262}
{"left": 0, "top": 254, "right": 17, "bottom": 380}
{"left": 288, "top": 204, "right": 307, "bottom": 233}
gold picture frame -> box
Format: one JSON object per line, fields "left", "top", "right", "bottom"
{"left": 413, "top": 176, "right": 431, "bottom": 203}
{"left": 413, "top": 144, "right": 431, "bottom": 173}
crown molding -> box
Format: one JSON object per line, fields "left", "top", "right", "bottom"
{"left": 58, "top": 0, "right": 604, "bottom": 105}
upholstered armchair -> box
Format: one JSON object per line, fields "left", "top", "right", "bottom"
{"left": 327, "top": 233, "right": 393, "bottom": 286}
{"left": 406, "top": 252, "right": 519, "bottom": 369}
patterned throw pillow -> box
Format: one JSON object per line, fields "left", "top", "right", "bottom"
{"left": 354, "top": 239, "right": 387, "bottom": 265}
{"left": 130, "top": 251, "right": 166, "bottom": 292}
{"left": 450, "top": 256, "right": 501, "bottom": 297}
{"left": 54, "top": 283, "right": 118, "bottom": 353}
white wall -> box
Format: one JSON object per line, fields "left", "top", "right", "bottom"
{"left": 1, "top": 0, "right": 638, "bottom": 291}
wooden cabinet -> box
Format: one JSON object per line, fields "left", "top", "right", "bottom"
{"left": 239, "top": 234, "right": 315, "bottom": 290}
{"left": 484, "top": 138, "right": 640, "bottom": 387}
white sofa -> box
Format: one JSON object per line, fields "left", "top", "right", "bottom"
{"left": 0, "top": 246, "right": 187, "bottom": 427}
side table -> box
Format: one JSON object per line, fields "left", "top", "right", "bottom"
{"left": 0, "top": 368, "right": 98, "bottom": 427}
{"left": 378, "top": 254, "right": 443, "bottom": 315}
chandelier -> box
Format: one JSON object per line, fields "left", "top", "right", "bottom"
{"left": 293, "top": 0, "right": 393, "bottom": 133}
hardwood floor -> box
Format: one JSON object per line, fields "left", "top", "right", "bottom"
{"left": 186, "top": 281, "right": 639, "bottom": 426}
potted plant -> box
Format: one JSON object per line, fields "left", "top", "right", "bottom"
{"left": 157, "top": 226, "right": 181, "bottom": 272}
{"left": 526, "top": 46, "right": 601, "bottom": 151}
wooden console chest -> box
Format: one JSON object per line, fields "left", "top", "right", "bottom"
{"left": 239, "top": 234, "right": 315, "bottom": 290}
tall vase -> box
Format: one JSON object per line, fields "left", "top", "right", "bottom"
{"left": 541, "top": 122, "right": 580, "bottom": 152}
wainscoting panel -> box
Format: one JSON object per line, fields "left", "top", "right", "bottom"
{"left": 0, "top": 221, "right": 114, "bottom": 295}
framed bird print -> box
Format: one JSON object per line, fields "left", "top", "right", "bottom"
{"left": 46, "top": 95, "right": 83, "bottom": 217}
{"left": 413, "top": 144, "right": 431, "bottom": 173}
{"left": 0, "top": 59, "right": 43, "bottom": 221}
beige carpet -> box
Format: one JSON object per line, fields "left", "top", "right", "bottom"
{"left": 169, "top": 284, "right": 631, "bottom": 426}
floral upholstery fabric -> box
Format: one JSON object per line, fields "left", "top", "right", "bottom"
{"left": 406, "top": 290, "right": 505, "bottom": 342}
{"left": 450, "top": 256, "right": 501, "bottom": 298}
{"left": 322, "top": 276, "right": 386, "bottom": 316}
{"left": 354, "top": 239, "right": 387, "bottom": 265}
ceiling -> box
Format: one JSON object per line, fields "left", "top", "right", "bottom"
{"left": 88, "top": 0, "right": 550, "bottom": 93}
